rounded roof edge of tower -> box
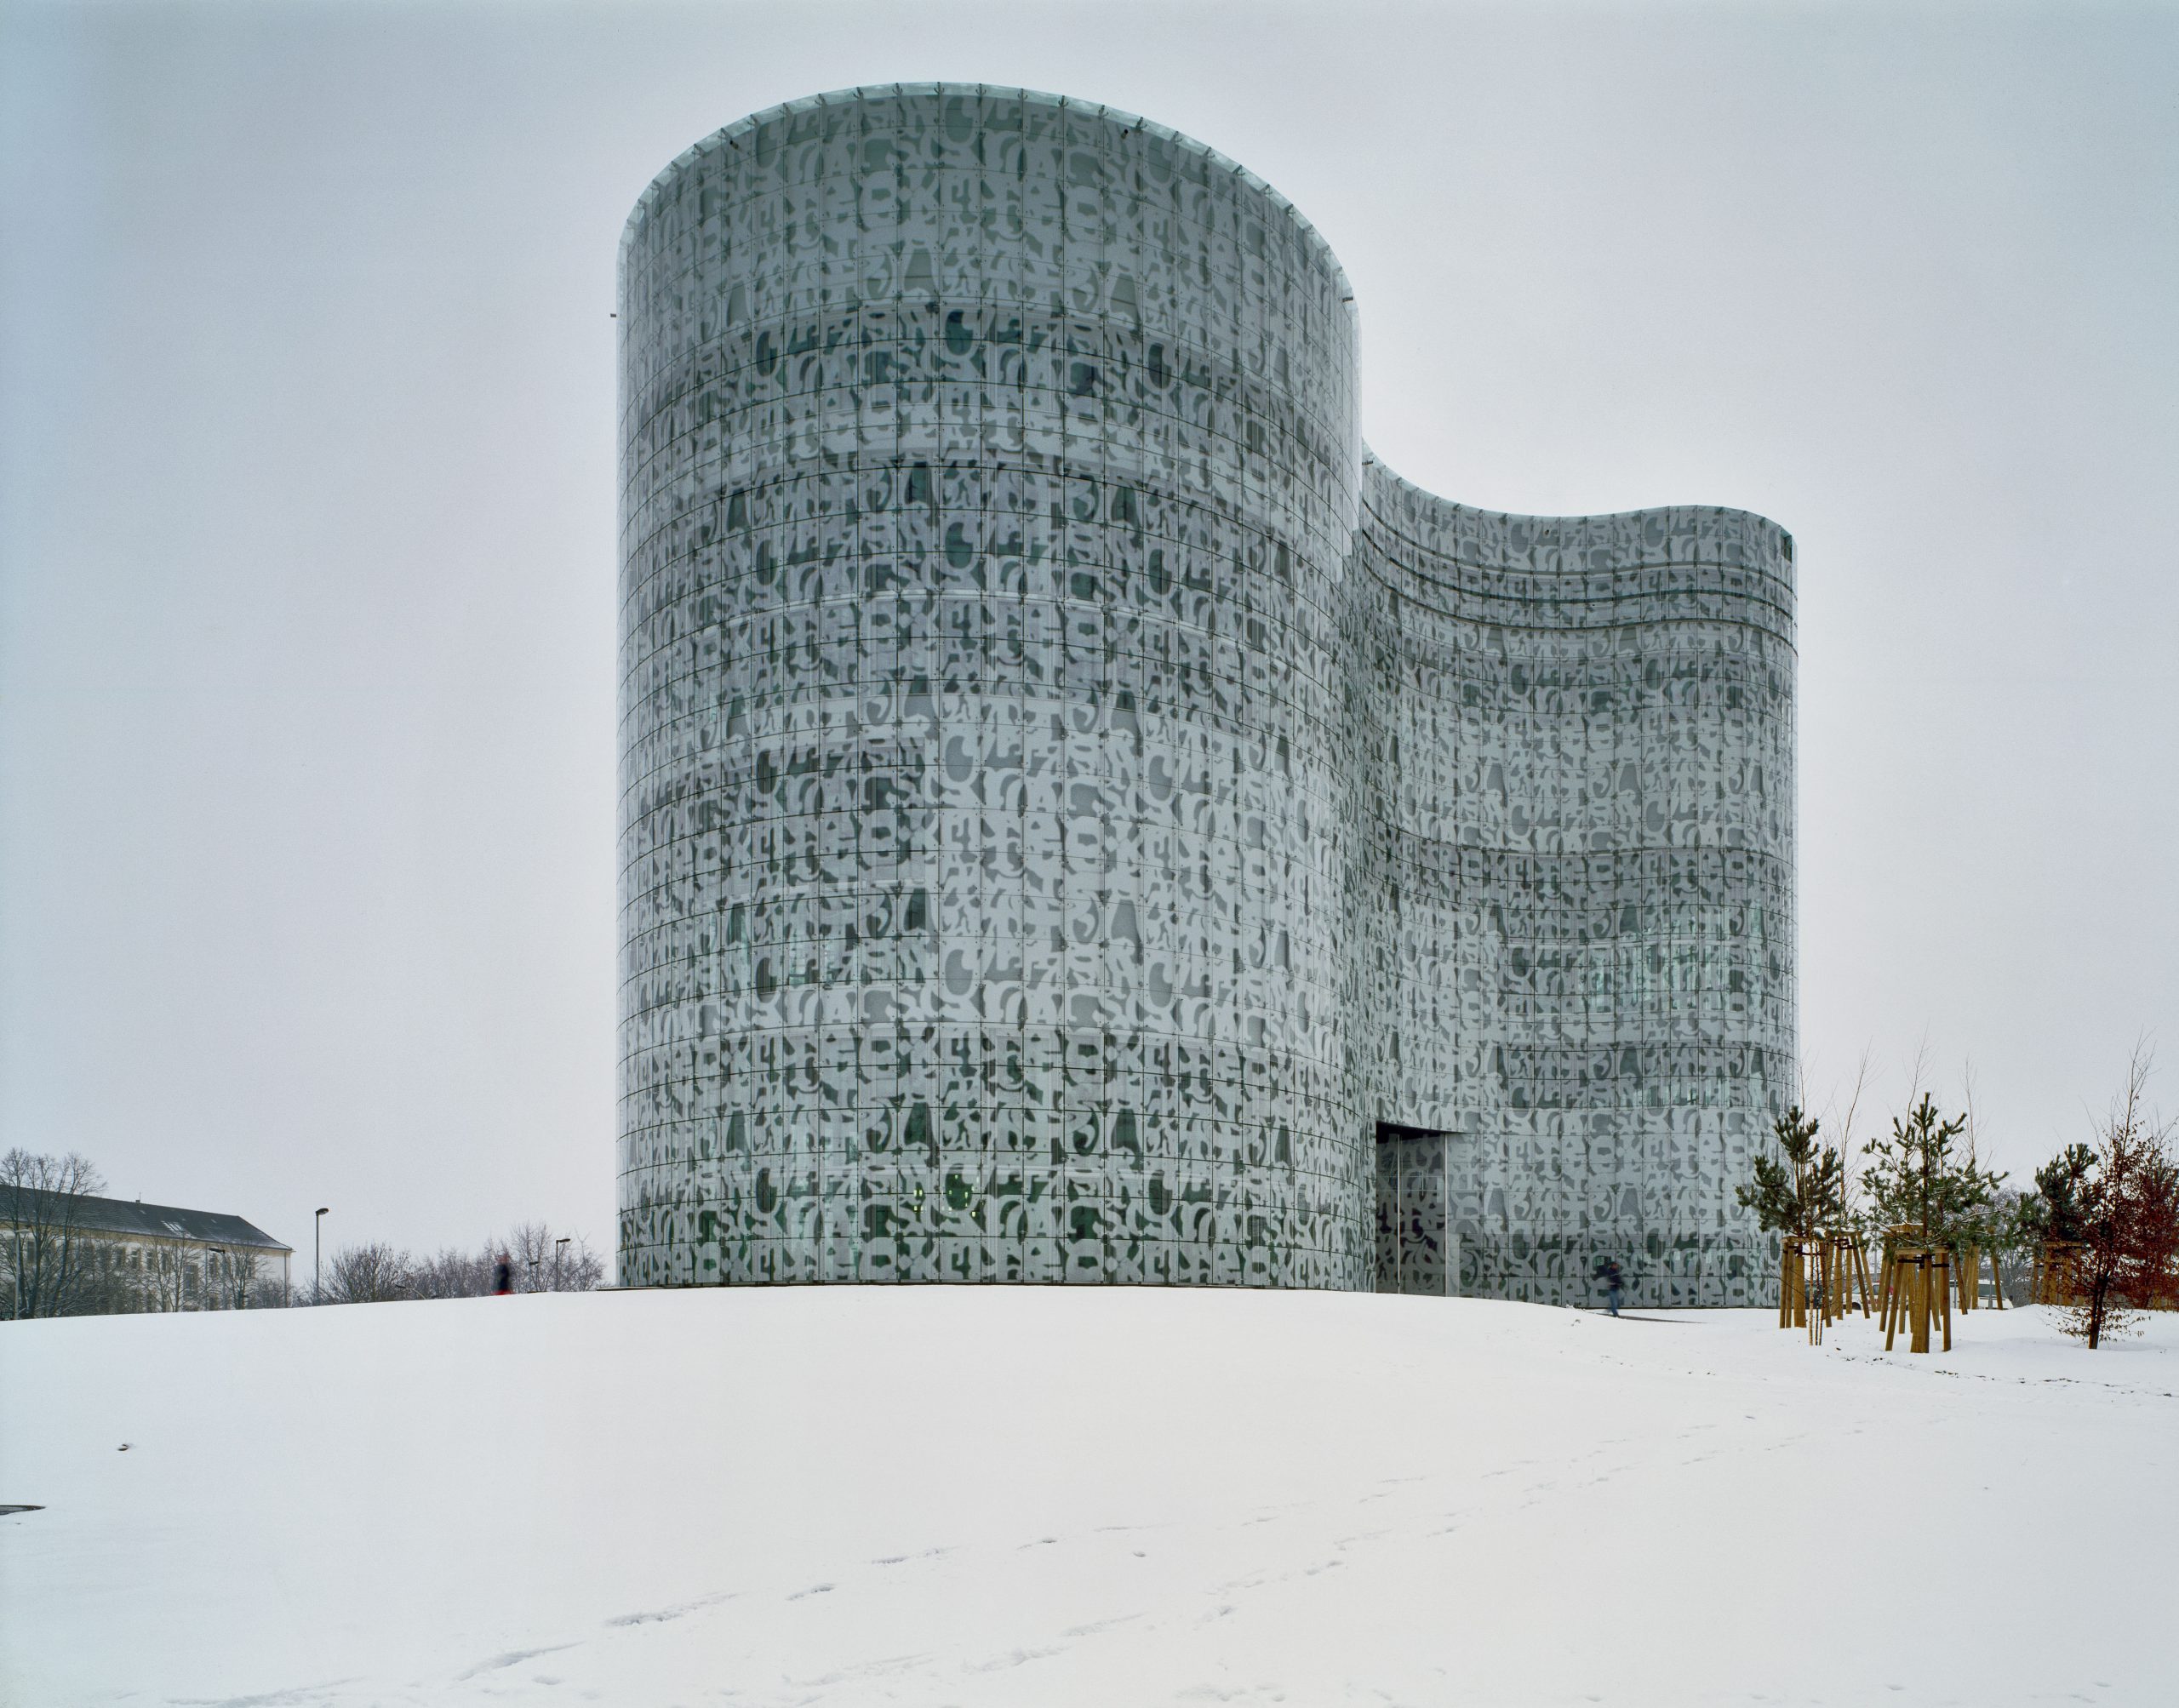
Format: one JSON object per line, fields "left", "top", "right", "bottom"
{"left": 617, "top": 83, "right": 1358, "bottom": 315}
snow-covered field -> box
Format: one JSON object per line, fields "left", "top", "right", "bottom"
{"left": 3, "top": 1288, "right": 2172, "bottom": 1707}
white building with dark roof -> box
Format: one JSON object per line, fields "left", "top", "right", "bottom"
{"left": 3, "top": 1192, "right": 292, "bottom": 1316}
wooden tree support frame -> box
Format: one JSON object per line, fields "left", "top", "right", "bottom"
{"left": 1880, "top": 1242, "right": 1953, "bottom": 1354}
{"left": 1954, "top": 1244, "right": 2006, "bottom": 1311}
{"left": 1802, "top": 1239, "right": 1827, "bottom": 1344}
{"left": 1836, "top": 1233, "right": 1874, "bottom": 1319}
{"left": 1779, "top": 1238, "right": 1820, "bottom": 1336}
{"left": 1778, "top": 1234, "right": 1871, "bottom": 1343}
{"left": 2027, "top": 1242, "right": 2179, "bottom": 1312}
{"left": 2033, "top": 1242, "right": 2081, "bottom": 1306}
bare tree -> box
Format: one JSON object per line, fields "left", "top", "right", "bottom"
{"left": 1831, "top": 1045, "right": 1877, "bottom": 1230}
{"left": 68, "top": 1232, "right": 140, "bottom": 1316}
{"left": 1, "top": 1150, "right": 107, "bottom": 1318}
{"left": 141, "top": 1242, "right": 191, "bottom": 1312}
{"left": 504, "top": 1221, "right": 603, "bottom": 1293}
{"left": 1959, "top": 1057, "right": 1983, "bottom": 1173}
{"left": 506, "top": 1220, "right": 550, "bottom": 1292}
{"left": 321, "top": 1242, "right": 415, "bottom": 1305}
{"left": 2055, "top": 1046, "right": 2179, "bottom": 1349}
{"left": 1903, "top": 1033, "right": 1935, "bottom": 1115}
{"left": 1956, "top": 1056, "right": 2012, "bottom": 1303}
{"left": 247, "top": 1258, "right": 289, "bottom": 1309}
{"left": 553, "top": 1232, "right": 605, "bottom": 1293}
{"left": 219, "top": 1248, "right": 261, "bottom": 1311}
{"left": 409, "top": 1246, "right": 494, "bottom": 1300}
{"left": 1984, "top": 1185, "right": 2030, "bottom": 1304}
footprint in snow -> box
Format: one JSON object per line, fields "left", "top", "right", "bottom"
{"left": 455, "top": 1643, "right": 580, "bottom": 1681}
{"left": 603, "top": 1590, "right": 737, "bottom": 1627}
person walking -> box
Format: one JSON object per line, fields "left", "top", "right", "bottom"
{"left": 1596, "top": 1257, "right": 1623, "bottom": 1317}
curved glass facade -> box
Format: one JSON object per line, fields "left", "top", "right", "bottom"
{"left": 1347, "top": 472, "right": 1796, "bottom": 1304}
{"left": 618, "top": 86, "right": 1795, "bottom": 1304}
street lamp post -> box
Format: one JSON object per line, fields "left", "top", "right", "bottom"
{"left": 314, "top": 1207, "right": 329, "bottom": 1304}
{"left": 554, "top": 1236, "right": 569, "bottom": 1291}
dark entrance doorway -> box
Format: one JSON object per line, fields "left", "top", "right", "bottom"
{"left": 1375, "top": 1122, "right": 1456, "bottom": 1295}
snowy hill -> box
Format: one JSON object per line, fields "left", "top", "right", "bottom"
{"left": 3, "top": 1288, "right": 2173, "bottom": 1705}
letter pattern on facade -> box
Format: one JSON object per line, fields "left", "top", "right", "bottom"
{"left": 617, "top": 86, "right": 1795, "bottom": 1304}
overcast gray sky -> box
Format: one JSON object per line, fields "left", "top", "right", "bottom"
{"left": 3, "top": 1, "right": 2173, "bottom": 1261}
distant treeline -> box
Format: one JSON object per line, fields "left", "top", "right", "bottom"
{"left": 315, "top": 1223, "right": 604, "bottom": 1304}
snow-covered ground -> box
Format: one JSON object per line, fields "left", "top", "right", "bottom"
{"left": 3, "top": 1288, "right": 2173, "bottom": 1707}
